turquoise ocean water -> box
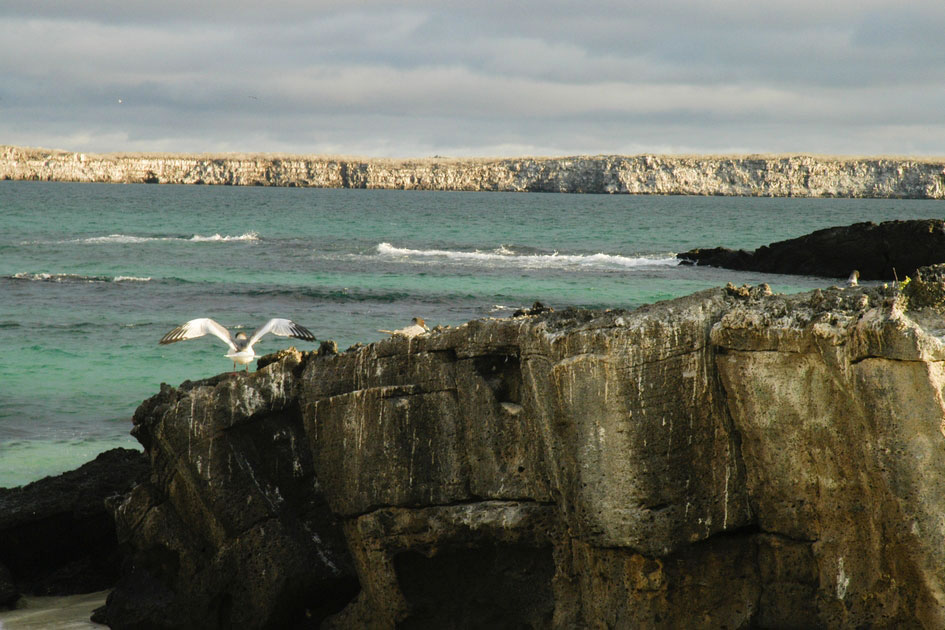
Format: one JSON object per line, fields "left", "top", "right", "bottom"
{"left": 1, "top": 180, "right": 940, "bottom": 487}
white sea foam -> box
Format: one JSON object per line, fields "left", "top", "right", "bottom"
{"left": 12, "top": 272, "right": 80, "bottom": 282}
{"left": 113, "top": 275, "right": 152, "bottom": 282}
{"left": 48, "top": 232, "right": 261, "bottom": 244}
{"left": 9, "top": 272, "right": 151, "bottom": 283}
{"left": 375, "top": 242, "right": 677, "bottom": 269}
{"left": 81, "top": 234, "right": 156, "bottom": 244}
{"left": 188, "top": 231, "right": 259, "bottom": 242}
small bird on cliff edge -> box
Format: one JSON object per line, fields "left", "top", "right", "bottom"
{"left": 378, "top": 317, "right": 430, "bottom": 338}
{"left": 846, "top": 270, "right": 860, "bottom": 287}
{"left": 159, "top": 317, "right": 316, "bottom": 371}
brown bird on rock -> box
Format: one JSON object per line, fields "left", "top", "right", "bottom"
{"left": 378, "top": 317, "right": 430, "bottom": 338}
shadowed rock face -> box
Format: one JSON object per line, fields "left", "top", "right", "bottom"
{"left": 103, "top": 352, "right": 359, "bottom": 629}
{"left": 106, "top": 271, "right": 945, "bottom": 628}
{"left": 678, "top": 219, "right": 945, "bottom": 280}
{"left": 0, "top": 448, "right": 148, "bottom": 607}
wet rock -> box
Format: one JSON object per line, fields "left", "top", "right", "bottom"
{"left": 679, "top": 219, "right": 945, "bottom": 280}
{"left": 0, "top": 448, "right": 147, "bottom": 603}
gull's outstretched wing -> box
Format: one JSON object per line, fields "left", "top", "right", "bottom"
{"left": 159, "top": 318, "right": 237, "bottom": 352}
{"left": 248, "top": 318, "right": 316, "bottom": 347}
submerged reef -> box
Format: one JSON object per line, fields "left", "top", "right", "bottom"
{"left": 97, "top": 266, "right": 945, "bottom": 628}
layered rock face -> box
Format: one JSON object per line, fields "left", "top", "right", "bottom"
{"left": 107, "top": 272, "right": 945, "bottom": 628}
{"left": 103, "top": 356, "right": 359, "bottom": 629}
{"left": 3, "top": 145, "right": 945, "bottom": 198}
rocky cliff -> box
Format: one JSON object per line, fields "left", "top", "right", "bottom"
{"left": 3, "top": 145, "right": 945, "bottom": 198}
{"left": 101, "top": 267, "right": 945, "bottom": 629}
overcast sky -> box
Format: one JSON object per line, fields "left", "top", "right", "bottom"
{"left": 2, "top": 1, "right": 944, "bottom": 157}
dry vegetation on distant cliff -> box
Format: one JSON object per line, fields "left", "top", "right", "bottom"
{"left": 3, "top": 145, "right": 945, "bottom": 197}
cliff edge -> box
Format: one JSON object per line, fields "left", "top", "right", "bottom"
{"left": 103, "top": 267, "right": 945, "bottom": 628}
{"left": 3, "top": 145, "right": 945, "bottom": 197}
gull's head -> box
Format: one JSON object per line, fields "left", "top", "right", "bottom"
{"left": 233, "top": 331, "right": 250, "bottom": 349}
{"left": 412, "top": 317, "right": 428, "bottom": 329}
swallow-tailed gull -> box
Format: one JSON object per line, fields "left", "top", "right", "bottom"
{"left": 846, "top": 270, "right": 860, "bottom": 287}
{"left": 378, "top": 317, "right": 430, "bottom": 338}
{"left": 160, "top": 317, "right": 315, "bottom": 371}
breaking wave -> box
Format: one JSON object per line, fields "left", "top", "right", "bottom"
{"left": 24, "top": 232, "right": 260, "bottom": 245}
{"left": 187, "top": 232, "right": 259, "bottom": 242}
{"left": 7, "top": 272, "right": 152, "bottom": 283}
{"left": 113, "top": 275, "right": 153, "bottom": 282}
{"left": 375, "top": 242, "right": 678, "bottom": 270}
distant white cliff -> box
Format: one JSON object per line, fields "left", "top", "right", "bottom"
{"left": 2, "top": 145, "right": 944, "bottom": 198}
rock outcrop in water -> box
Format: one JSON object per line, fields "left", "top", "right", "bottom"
{"left": 3, "top": 145, "right": 945, "bottom": 198}
{"left": 678, "top": 219, "right": 945, "bottom": 280}
{"left": 103, "top": 268, "right": 945, "bottom": 629}
{"left": 0, "top": 448, "right": 148, "bottom": 608}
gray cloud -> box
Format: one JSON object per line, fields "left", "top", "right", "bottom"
{"left": 1, "top": 1, "right": 943, "bottom": 156}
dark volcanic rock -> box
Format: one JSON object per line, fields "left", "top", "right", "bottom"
{"left": 0, "top": 447, "right": 147, "bottom": 604}
{"left": 512, "top": 300, "right": 554, "bottom": 317}
{"left": 0, "top": 563, "right": 16, "bottom": 608}
{"left": 678, "top": 218, "right": 945, "bottom": 279}
{"left": 103, "top": 350, "right": 358, "bottom": 630}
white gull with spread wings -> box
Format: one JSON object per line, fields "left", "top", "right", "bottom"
{"left": 160, "top": 318, "right": 315, "bottom": 370}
